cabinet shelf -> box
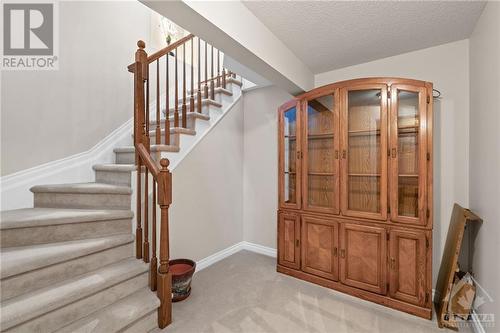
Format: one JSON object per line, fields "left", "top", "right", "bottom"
{"left": 285, "top": 133, "right": 335, "bottom": 140}
{"left": 285, "top": 171, "right": 335, "bottom": 176}
{"left": 307, "top": 133, "right": 334, "bottom": 139}
{"left": 348, "top": 129, "right": 381, "bottom": 136}
{"left": 308, "top": 172, "right": 335, "bottom": 176}
{"left": 348, "top": 173, "right": 381, "bottom": 177}
{"left": 399, "top": 174, "right": 418, "bottom": 177}
{"left": 398, "top": 126, "right": 419, "bottom": 134}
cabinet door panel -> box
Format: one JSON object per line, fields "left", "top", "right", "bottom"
{"left": 279, "top": 102, "right": 301, "bottom": 210}
{"left": 278, "top": 212, "right": 300, "bottom": 269}
{"left": 389, "top": 229, "right": 427, "bottom": 306}
{"left": 301, "top": 216, "right": 338, "bottom": 280}
{"left": 340, "top": 85, "right": 388, "bottom": 220}
{"left": 389, "top": 85, "right": 427, "bottom": 225}
{"left": 303, "top": 92, "right": 340, "bottom": 214}
{"left": 340, "top": 223, "right": 387, "bottom": 294}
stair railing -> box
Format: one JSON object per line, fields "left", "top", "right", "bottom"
{"left": 128, "top": 35, "right": 236, "bottom": 329}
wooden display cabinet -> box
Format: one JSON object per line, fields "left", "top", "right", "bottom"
{"left": 277, "top": 77, "right": 433, "bottom": 319}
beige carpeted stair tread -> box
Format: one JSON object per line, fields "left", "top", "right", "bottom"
{"left": 55, "top": 287, "right": 159, "bottom": 333}
{"left": 0, "top": 258, "right": 148, "bottom": 331}
{"left": 140, "top": 127, "right": 196, "bottom": 137}
{"left": 92, "top": 164, "right": 136, "bottom": 172}
{"left": 30, "top": 182, "right": 132, "bottom": 194}
{"left": 114, "top": 144, "right": 180, "bottom": 153}
{"left": 0, "top": 234, "right": 133, "bottom": 279}
{"left": 0, "top": 208, "right": 133, "bottom": 230}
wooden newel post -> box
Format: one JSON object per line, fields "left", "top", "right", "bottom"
{"left": 134, "top": 40, "right": 148, "bottom": 259}
{"left": 157, "top": 158, "right": 172, "bottom": 328}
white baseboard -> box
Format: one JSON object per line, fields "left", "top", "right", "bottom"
{"left": 0, "top": 118, "right": 133, "bottom": 210}
{"left": 195, "top": 241, "right": 276, "bottom": 273}
{"left": 241, "top": 241, "right": 277, "bottom": 257}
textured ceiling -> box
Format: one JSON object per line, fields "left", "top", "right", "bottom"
{"left": 243, "top": 1, "right": 485, "bottom": 74}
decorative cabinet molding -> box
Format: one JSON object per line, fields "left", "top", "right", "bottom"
{"left": 277, "top": 77, "right": 433, "bottom": 319}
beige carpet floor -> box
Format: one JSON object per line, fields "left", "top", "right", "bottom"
{"left": 158, "top": 251, "right": 446, "bottom": 333}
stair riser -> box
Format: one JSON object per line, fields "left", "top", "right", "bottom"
{"left": 0, "top": 218, "right": 132, "bottom": 249}
{"left": 1, "top": 243, "right": 133, "bottom": 301}
{"left": 165, "top": 103, "right": 218, "bottom": 118}
{"left": 6, "top": 272, "right": 149, "bottom": 333}
{"left": 175, "top": 115, "right": 196, "bottom": 130}
{"left": 115, "top": 151, "right": 135, "bottom": 165}
{"left": 214, "top": 91, "right": 233, "bottom": 105}
{"left": 148, "top": 115, "right": 197, "bottom": 131}
{"left": 34, "top": 192, "right": 131, "bottom": 210}
{"left": 122, "top": 310, "right": 158, "bottom": 333}
{"left": 95, "top": 170, "right": 133, "bottom": 186}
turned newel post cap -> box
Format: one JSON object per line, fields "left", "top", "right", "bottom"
{"left": 160, "top": 158, "right": 170, "bottom": 169}
{"left": 137, "top": 40, "right": 146, "bottom": 49}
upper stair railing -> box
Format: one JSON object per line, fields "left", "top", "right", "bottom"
{"left": 128, "top": 35, "right": 236, "bottom": 329}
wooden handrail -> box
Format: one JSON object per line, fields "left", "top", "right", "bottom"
{"left": 128, "top": 34, "right": 194, "bottom": 72}
{"left": 129, "top": 34, "right": 236, "bottom": 329}
{"left": 137, "top": 143, "right": 160, "bottom": 177}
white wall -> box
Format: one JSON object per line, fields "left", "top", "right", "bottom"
{"left": 469, "top": 2, "right": 500, "bottom": 327}
{"left": 169, "top": 98, "right": 244, "bottom": 261}
{"left": 1, "top": 1, "right": 151, "bottom": 176}
{"left": 315, "top": 40, "right": 470, "bottom": 285}
{"left": 243, "top": 86, "right": 292, "bottom": 248}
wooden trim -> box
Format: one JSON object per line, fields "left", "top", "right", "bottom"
{"left": 278, "top": 208, "right": 432, "bottom": 230}
{"left": 425, "top": 82, "right": 433, "bottom": 229}
{"left": 277, "top": 265, "right": 431, "bottom": 319}
{"left": 294, "top": 77, "right": 428, "bottom": 100}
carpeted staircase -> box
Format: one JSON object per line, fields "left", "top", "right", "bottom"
{"left": 0, "top": 79, "right": 241, "bottom": 332}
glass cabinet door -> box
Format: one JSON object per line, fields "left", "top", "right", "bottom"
{"left": 303, "top": 93, "right": 339, "bottom": 214}
{"left": 341, "top": 85, "right": 388, "bottom": 220}
{"left": 389, "top": 85, "right": 427, "bottom": 225}
{"left": 279, "top": 101, "right": 301, "bottom": 209}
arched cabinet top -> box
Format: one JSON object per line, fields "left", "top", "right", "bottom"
{"left": 280, "top": 77, "right": 433, "bottom": 109}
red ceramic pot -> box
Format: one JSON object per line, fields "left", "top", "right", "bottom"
{"left": 169, "top": 259, "right": 196, "bottom": 302}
